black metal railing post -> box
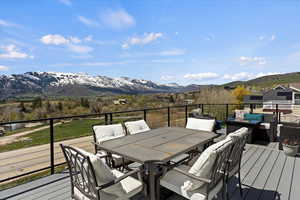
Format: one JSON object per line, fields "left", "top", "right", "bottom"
{"left": 50, "top": 119, "right": 54, "bottom": 175}
{"left": 109, "top": 113, "right": 113, "bottom": 124}
{"left": 276, "top": 104, "right": 279, "bottom": 122}
{"left": 105, "top": 113, "right": 108, "bottom": 125}
{"left": 202, "top": 104, "right": 204, "bottom": 114}
{"left": 167, "top": 107, "right": 170, "bottom": 127}
{"left": 250, "top": 104, "right": 254, "bottom": 113}
{"left": 143, "top": 109, "right": 147, "bottom": 121}
{"left": 185, "top": 105, "right": 188, "bottom": 125}
{"left": 225, "top": 104, "right": 229, "bottom": 120}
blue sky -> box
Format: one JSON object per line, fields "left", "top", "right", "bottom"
{"left": 1, "top": 0, "right": 300, "bottom": 85}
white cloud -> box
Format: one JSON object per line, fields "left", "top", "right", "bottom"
{"left": 258, "top": 35, "right": 276, "bottom": 41}
{"left": 68, "top": 44, "right": 93, "bottom": 53}
{"left": 53, "top": 61, "right": 127, "bottom": 67}
{"left": 59, "top": 0, "right": 71, "bottom": 6}
{"left": 69, "top": 37, "right": 81, "bottom": 44}
{"left": 40, "top": 34, "right": 93, "bottom": 53}
{"left": 78, "top": 16, "right": 99, "bottom": 27}
{"left": 239, "top": 56, "right": 267, "bottom": 66}
{"left": 0, "top": 65, "right": 9, "bottom": 71}
{"left": 259, "top": 36, "right": 265, "bottom": 41}
{"left": 223, "top": 72, "right": 253, "bottom": 81}
{"left": 0, "top": 44, "right": 33, "bottom": 59}
{"left": 40, "top": 34, "right": 70, "bottom": 45}
{"left": 159, "top": 49, "right": 185, "bottom": 56}
{"left": 121, "top": 48, "right": 185, "bottom": 58}
{"left": 0, "top": 19, "right": 20, "bottom": 28}
{"left": 84, "top": 35, "right": 93, "bottom": 42}
{"left": 223, "top": 72, "right": 279, "bottom": 81}
{"left": 183, "top": 72, "right": 219, "bottom": 80}
{"left": 270, "top": 35, "right": 276, "bottom": 41}
{"left": 122, "top": 32, "right": 163, "bottom": 49}
{"left": 101, "top": 9, "right": 135, "bottom": 30}
{"left": 152, "top": 59, "right": 184, "bottom": 63}
{"left": 161, "top": 75, "right": 175, "bottom": 81}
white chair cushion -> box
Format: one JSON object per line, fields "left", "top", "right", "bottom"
{"left": 260, "top": 123, "right": 270, "bottom": 130}
{"left": 188, "top": 137, "right": 232, "bottom": 188}
{"left": 93, "top": 124, "right": 125, "bottom": 143}
{"left": 74, "top": 148, "right": 116, "bottom": 186}
{"left": 112, "top": 169, "right": 142, "bottom": 194}
{"left": 186, "top": 118, "right": 215, "bottom": 132}
{"left": 124, "top": 120, "right": 150, "bottom": 135}
{"left": 161, "top": 165, "right": 223, "bottom": 200}
{"left": 227, "top": 127, "right": 249, "bottom": 141}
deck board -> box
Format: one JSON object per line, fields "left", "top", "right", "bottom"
{"left": 1, "top": 144, "right": 300, "bottom": 200}
{"left": 290, "top": 157, "right": 300, "bottom": 200}
{"left": 244, "top": 150, "right": 280, "bottom": 200}
{"left": 259, "top": 151, "right": 286, "bottom": 200}
{"left": 276, "top": 155, "right": 295, "bottom": 200}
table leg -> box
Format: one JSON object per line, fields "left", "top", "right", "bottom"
{"left": 142, "top": 161, "right": 164, "bottom": 200}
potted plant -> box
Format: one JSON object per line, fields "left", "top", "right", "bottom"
{"left": 282, "top": 138, "right": 300, "bottom": 157}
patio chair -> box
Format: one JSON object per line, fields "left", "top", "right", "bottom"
{"left": 92, "top": 124, "right": 132, "bottom": 169}
{"left": 160, "top": 137, "right": 234, "bottom": 200}
{"left": 225, "top": 127, "right": 249, "bottom": 198}
{"left": 124, "top": 120, "right": 150, "bottom": 135}
{"left": 278, "top": 124, "right": 300, "bottom": 152}
{"left": 60, "top": 144, "right": 143, "bottom": 200}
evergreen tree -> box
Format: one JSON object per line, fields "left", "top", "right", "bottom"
{"left": 19, "top": 102, "right": 27, "bottom": 112}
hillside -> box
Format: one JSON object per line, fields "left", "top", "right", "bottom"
{"left": 0, "top": 72, "right": 200, "bottom": 99}
{"left": 222, "top": 72, "right": 300, "bottom": 89}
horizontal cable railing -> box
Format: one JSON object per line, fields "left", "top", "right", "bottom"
{"left": 0, "top": 103, "right": 291, "bottom": 184}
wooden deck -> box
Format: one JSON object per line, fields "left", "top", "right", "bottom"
{"left": 1, "top": 144, "right": 299, "bottom": 200}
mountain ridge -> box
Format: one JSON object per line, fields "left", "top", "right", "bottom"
{"left": 0, "top": 72, "right": 200, "bottom": 98}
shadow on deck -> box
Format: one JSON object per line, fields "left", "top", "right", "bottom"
{"left": 1, "top": 144, "right": 299, "bottom": 200}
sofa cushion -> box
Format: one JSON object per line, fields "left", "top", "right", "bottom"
{"left": 124, "top": 120, "right": 150, "bottom": 135}
{"left": 93, "top": 124, "right": 125, "bottom": 143}
{"left": 260, "top": 123, "right": 271, "bottom": 130}
{"left": 244, "top": 113, "right": 263, "bottom": 122}
{"left": 186, "top": 118, "right": 215, "bottom": 132}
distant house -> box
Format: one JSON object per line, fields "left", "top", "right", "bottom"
{"left": 244, "top": 84, "right": 300, "bottom": 113}
{"left": 113, "top": 99, "right": 127, "bottom": 105}
{"left": 2, "top": 123, "right": 25, "bottom": 131}
{"left": 184, "top": 99, "right": 194, "bottom": 105}
{"left": 243, "top": 94, "right": 263, "bottom": 104}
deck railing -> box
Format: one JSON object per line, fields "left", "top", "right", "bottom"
{"left": 0, "top": 103, "right": 285, "bottom": 184}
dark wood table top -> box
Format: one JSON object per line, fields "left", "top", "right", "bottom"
{"left": 96, "top": 127, "right": 217, "bottom": 163}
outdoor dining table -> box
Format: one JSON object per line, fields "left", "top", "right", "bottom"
{"left": 96, "top": 127, "right": 218, "bottom": 200}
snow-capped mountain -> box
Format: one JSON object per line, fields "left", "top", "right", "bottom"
{"left": 0, "top": 72, "right": 199, "bottom": 98}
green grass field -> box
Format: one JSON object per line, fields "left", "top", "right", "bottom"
{"left": 0, "top": 119, "right": 104, "bottom": 153}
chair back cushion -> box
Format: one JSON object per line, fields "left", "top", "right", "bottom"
{"left": 74, "top": 147, "right": 116, "bottom": 186}
{"left": 124, "top": 120, "right": 150, "bottom": 135}
{"left": 188, "top": 137, "right": 232, "bottom": 179}
{"left": 186, "top": 118, "right": 215, "bottom": 132}
{"left": 227, "top": 127, "right": 249, "bottom": 141}
{"left": 93, "top": 124, "right": 125, "bottom": 143}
